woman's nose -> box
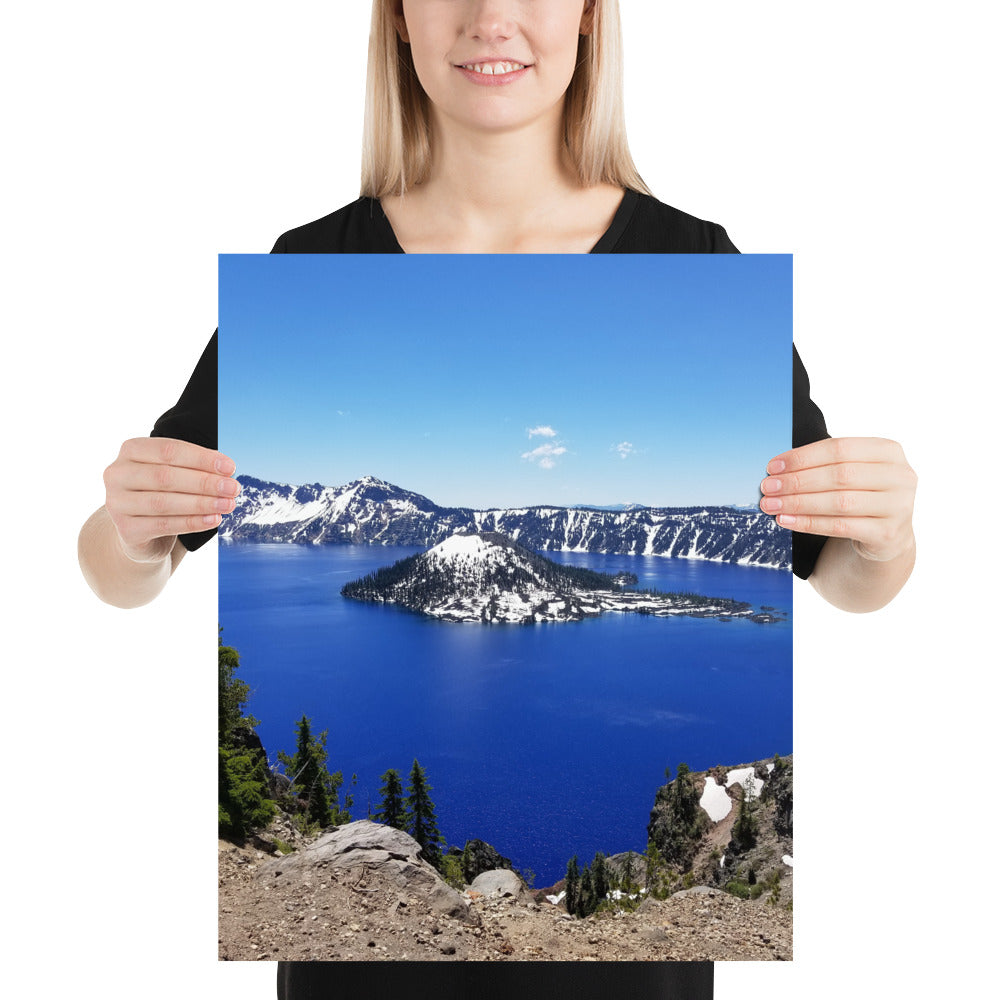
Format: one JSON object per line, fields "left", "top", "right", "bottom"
{"left": 464, "top": 0, "right": 518, "bottom": 44}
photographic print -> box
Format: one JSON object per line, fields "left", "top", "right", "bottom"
{"left": 217, "top": 254, "right": 793, "bottom": 962}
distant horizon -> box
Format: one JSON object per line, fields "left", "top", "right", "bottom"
{"left": 220, "top": 254, "right": 791, "bottom": 508}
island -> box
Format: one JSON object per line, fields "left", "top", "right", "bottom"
{"left": 341, "top": 532, "right": 780, "bottom": 624}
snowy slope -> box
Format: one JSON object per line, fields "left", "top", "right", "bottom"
{"left": 223, "top": 475, "right": 791, "bottom": 570}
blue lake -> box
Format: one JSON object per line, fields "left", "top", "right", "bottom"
{"left": 219, "top": 544, "right": 792, "bottom": 886}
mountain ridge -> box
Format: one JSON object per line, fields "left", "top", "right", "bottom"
{"left": 223, "top": 476, "right": 791, "bottom": 570}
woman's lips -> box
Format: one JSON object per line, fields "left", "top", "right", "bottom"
{"left": 455, "top": 61, "right": 531, "bottom": 86}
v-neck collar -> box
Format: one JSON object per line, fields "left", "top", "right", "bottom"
{"left": 371, "top": 188, "right": 639, "bottom": 254}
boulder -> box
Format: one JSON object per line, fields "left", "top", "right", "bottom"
{"left": 258, "top": 820, "right": 478, "bottom": 924}
{"left": 469, "top": 869, "right": 530, "bottom": 902}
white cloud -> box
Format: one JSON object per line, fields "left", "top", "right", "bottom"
{"left": 522, "top": 443, "right": 567, "bottom": 470}
{"left": 527, "top": 425, "right": 557, "bottom": 438}
{"left": 614, "top": 441, "right": 635, "bottom": 459}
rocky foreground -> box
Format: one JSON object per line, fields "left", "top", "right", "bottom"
{"left": 219, "top": 821, "right": 791, "bottom": 962}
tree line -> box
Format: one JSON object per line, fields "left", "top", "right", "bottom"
{"left": 218, "top": 631, "right": 446, "bottom": 871}
{"left": 218, "top": 630, "right": 353, "bottom": 840}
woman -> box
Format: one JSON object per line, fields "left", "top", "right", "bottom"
{"left": 79, "top": 2, "right": 915, "bottom": 997}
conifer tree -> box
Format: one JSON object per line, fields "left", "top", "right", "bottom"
{"left": 646, "top": 838, "right": 663, "bottom": 897}
{"left": 375, "top": 768, "right": 405, "bottom": 829}
{"left": 733, "top": 772, "right": 759, "bottom": 849}
{"left": 405, "top": 759, "right": 443, "bottom": 867}
{"left": 578, "top": 865, "right": 594, "bottom": 916}
{"left": 219, "top": 745, "right": 275, "bottom": 839}
{"left": 218, "top": 628, "right": 259, "bottom": 746}
{"left": 592, "top": 852, "right": 608, "bottom": 902}
{"left": 217, "top": 630, "right": 273, "bottom": 839}
{"left": 622, "top": 851, "right": 636, "bottom": 893}
{"left": 672, "top": 763, "right": 698, "bottom": 827}
{"left": 565, "top": 856, "right": 580, "bottom": 916}
{"left": 277, "top": 715, "right": 348, "bottom": 828}
{"left": 647, "top": 761, "right": 709, "bottom": 870}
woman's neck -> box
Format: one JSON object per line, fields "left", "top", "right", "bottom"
{"left": 430, "top": 113, "right": 577, "bottom": 212}
{"left": 381, "top": 111, "right": 624, "bottom": 253}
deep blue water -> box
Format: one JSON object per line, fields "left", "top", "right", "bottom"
{"left": 219, "top": 544, "right": 791, "bottom": 886}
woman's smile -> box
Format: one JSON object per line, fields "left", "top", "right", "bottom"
{"left": 398, "top": 0, "right": 591, "bottom": 133}
{"left": 454, "top": 59, "right": 531, "bottom": 85}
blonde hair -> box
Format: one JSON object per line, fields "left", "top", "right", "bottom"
{"left": 361, "top": 0, "right": 650, "bottom": 198}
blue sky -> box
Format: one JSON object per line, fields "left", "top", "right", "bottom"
{"left": 219, "top": 254, "right": 790, "bottom": 509}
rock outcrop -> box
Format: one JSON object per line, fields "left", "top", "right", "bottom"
{"left": 258, "top": 820, "right": 478, "bottom": 924}
{"left": 457, "top": 839, "right": 513, "bottom": 883}
{"left": 469, "top": 870, "right": 531, "bottom": 902}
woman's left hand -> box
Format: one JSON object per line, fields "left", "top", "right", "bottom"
{"left": 760, "top": 437, "right": 917, "bottom": 563}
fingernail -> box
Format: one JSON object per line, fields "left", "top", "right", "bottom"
{"left": 216, "top": 457, "right": 236, "bottom": 475}
{"left": 203, "top": 514, "right": 221, "bottom": 526}
{"left": 214, "top": 498, "right": 232, "bottom": 512}
{"left": 767, "top": 459, "right": 785, "bottom": 475}
{"left": 761, "top": 478, "right": 782, "bottom": 493}
{"left": 219, "top": 478, "right": 240, "bottom": 496}
{"left": 777, "top": 514, "right": 796, "bottom": 527}
{"left": 761, "top": 497, "right": 782, "bottom": 512}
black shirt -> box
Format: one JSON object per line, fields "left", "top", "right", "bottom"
{"left": 154, "top": 192, "right": 825, "bottom": 999}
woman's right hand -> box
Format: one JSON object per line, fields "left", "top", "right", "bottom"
{"left": 103, "top": 437, "right": 240, "bottom": 562}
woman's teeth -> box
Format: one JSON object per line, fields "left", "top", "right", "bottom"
{"left": 462, "top": 62, "right": 526, "bottom": 75}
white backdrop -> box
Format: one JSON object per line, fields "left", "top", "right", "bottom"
{"left": 3, "top": 2, "right": 994, "bottom": 998}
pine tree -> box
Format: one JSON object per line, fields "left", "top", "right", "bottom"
{"left": 277, "top": 715, "right": 348, "bottom": 828}
{"left": 217, "top": 630, "right": 272, "bottom": 839}
{"left": 646, "top": 838, "right": 663, "bottom": 897}
{"left": 405, "top": 759, "right": 443, "bottom": 867}
{"left": 647, "top": 761, "right": 709, "bottom": 871}
{"left": 733, "top": 772, "right": 759, "bottom": 849}
{"left": 592, "top": 852, "right": 608, "bottom": 902}
{"left": 672, "top": 763, "right": 698, "bottom": 827}
{"left": 219, "top": 745, "right": 276, "bottom": 839}
{"left": 579, "top": 865, "right": 595, "bottom": 916}
{"left": 565, "top": 856, "right": 580, "bottom": 915}
{"left": 624, "top": 850, "right": 638, "bottom": 893}
{"left": 218, "top": 628, "right": 259, "bottom": 747}
{"left": 375, "top": 768, "right": 405, "bottom": 829}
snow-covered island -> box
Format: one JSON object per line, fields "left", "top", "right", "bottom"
{"left": 341, "top": 532, "right": 781, "bottom": 625}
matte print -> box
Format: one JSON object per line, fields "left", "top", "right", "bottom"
{"left": 217, "top": 254, "right": 793, "bottom": 962}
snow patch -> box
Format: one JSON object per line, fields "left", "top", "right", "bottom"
{"left": 699, "top": 777, "right": 733, "bottom": 822}
{"left": 428, "top": 533, "right": 492, "bottom": 560}
{"left": 725, "top": 766, "right": 765, "bottom": 799}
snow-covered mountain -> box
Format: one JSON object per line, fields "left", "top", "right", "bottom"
{"left": 341, "top": 531, "right": 771, "bottom": 624}
{"left": 222, "top": 475, "right": 790, "bottom": 570}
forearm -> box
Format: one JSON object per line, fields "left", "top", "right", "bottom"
{"left": 78, "top": 506, "right": 186, "bottom": 609}
{"left": 807, "top": 534, "right": 915, "bottom": 613}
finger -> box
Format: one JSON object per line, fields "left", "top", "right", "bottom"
{"left": 108, "top": 461, "right": 242, "bottom": 499}
{"left": 113, "top": 511, "right": 224, "bottom": 549}
{"left": 771, "top": 511, "right": 912, "bottom": 561}
{"left": 113, "top": 489, "right": 240, "bottom": 518}
{"left": 760, "top": 490, "right": 896, "bottom": 519}
{"left": 760, "top": 462, "right": 913, "bottom": 497}
{"left": 119, "top": 437, "right": 237, "bottom": 476}
{"left": 772, "top": 512, "right": 883, "bottom": 542}
{"left": 767, "top": 437, "right": 905, "bottom": 475}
